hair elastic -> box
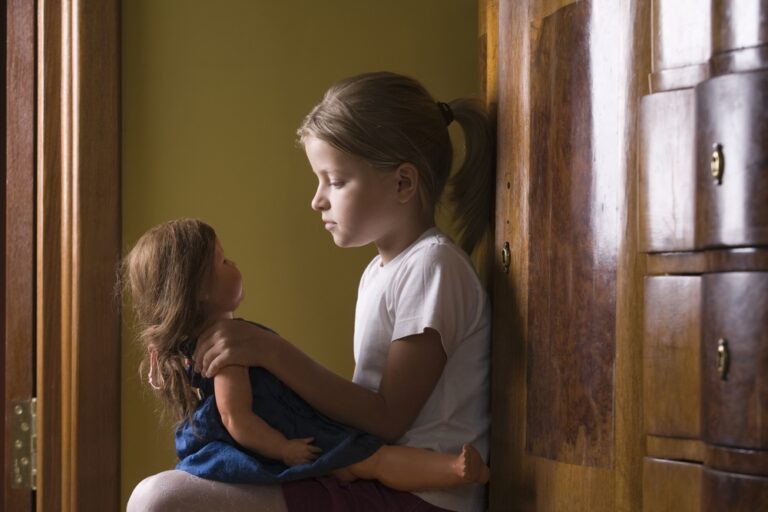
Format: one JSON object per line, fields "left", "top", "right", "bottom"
{"left": 437, "top": 101, "right": 454, "bottom": 125}
{"left": 148, "top": 349, "right": 165, "bottom": 390}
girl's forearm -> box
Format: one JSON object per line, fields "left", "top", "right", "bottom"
{"left": 264, "top": 338, "right": 401, "bottom": 441}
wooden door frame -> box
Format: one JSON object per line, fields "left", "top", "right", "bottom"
{"left": 4, "top": 1, "right": 36, "bottom": 511}
{"left": 5, "top": 1, "right": 120, "bottom": 510}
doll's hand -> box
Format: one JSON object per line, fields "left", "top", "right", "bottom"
{"left": 194, "top": 319, "right": 282, "bottom": 377}
{"left": 281, "top": 437, "right": 322, "bottom": 466}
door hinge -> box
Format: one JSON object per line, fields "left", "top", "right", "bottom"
{"left": 11, "top": 398, "right": 37, "bottom": 491}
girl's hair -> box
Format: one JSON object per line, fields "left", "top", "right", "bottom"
{"left": 297, "top": 71, "right": 494, "bottom": 255}
{"left": 120, "top": 218, "right": 216, "bottom": 424}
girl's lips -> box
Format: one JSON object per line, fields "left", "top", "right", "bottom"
{"left": 324, "top": 222, "right": 336, "bottom": 230}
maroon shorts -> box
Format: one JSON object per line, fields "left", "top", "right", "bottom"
{"left": 282, "top": 477, "right": 453, "bottom": 512}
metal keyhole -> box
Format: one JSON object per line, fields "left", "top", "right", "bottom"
{"left": 501, "top": 242, "right": 510, "bottom": 273}
{"left": 711, "top": 143, "right": 724, "bottom": 185}
{"left": 717, "top": 338, "right": 729, "bottom": 381}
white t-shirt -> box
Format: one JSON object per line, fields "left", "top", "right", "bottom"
{"left": 353, "top": 228, "right": 491, "bottom": 512}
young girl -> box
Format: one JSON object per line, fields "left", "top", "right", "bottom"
{"left": 127, "top": 71, "right": 492, "bottom": 512}
{"left": 122, "top": 219, "right": 489, "bottom": 492}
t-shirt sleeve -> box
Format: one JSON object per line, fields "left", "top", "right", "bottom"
{"left": 390, "top": 245, "right": 473, "bottom": 357}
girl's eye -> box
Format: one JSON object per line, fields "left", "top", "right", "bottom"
{"left": 330, "top": 181, "right": 345, "bottom": 189}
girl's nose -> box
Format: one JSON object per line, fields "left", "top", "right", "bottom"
{"left": 311, "top": 185, "right": 329, "bottom": 211}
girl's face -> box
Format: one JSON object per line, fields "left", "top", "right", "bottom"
{"left": 202, "top": 238, "right": 243, "bottom": 320}
{"left": 305, "top": 136, "right": 400, "bottom": 250}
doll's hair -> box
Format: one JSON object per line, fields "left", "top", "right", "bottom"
{"left": 120, "top": 218, "right": 216, "bottom": 424}
{"left": 297, "top": 71, "right": 494, "bottom": 255}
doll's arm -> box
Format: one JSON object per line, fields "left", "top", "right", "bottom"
{"left": 199, "top": 321, "right": 446, "bottom": 442}
{"left": 214, "top": 366, "right": 321, "bottom": 466}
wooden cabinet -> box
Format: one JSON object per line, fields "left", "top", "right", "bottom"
{"left": 488, "top": 1, "right": 767, "bottom": 510}
{"left": 641, "top": 2, "right": 768, "bottom": 511}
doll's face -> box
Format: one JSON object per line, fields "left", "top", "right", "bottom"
{"left": 201, "top": 238, "right": 243, "bottom": 318}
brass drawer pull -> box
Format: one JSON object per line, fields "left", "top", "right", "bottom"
{"left": 711, "top": 143, "right": 724, "bottom": 185}
{"left": 717, "top": 338, "right": 729, "bottom": 381}
{"left": 501, "top": 242, "right": 511, "bottom": 274}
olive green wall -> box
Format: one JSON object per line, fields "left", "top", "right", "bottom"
{"left": 121, "top": 0, "right": 478, "bottom": 507}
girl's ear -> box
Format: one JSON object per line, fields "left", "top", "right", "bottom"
{"left": 395, "top": 163, "right": 419, "bottom": 204}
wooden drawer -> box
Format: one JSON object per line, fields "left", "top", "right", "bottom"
{"left": 712, "top": 0, "right": 768, "bottom": 55}
{"left": 639, "top": 91, "right": 697, "bottom": 252}
{"left": 650, "top": 0, "right": 710, "bottom": 91}
{"left": 644, "top": 276, "right": 701, "bottom": 438}
{"left": 695, "top": 70, "right": 768, "bottom": 248}
{"left": 703, "top": 467, "right": 768, "bottom": 512}
{"left": 702, "top": 272, "right": 768, "bottom": 450}
{"left": 644, "top": 458, "right": 702, "bottom": 512}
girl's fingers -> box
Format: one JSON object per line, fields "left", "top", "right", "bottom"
{"left": 205, "top": 349, "right": 228, "bottom": 377}
{"left": 201, "top": 352, "right": 216, "bottom": 377}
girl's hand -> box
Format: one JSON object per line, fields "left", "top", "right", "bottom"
{"left": 281, "top": 437, "right": 321, "bottom": 466}
{"left": 193, "top": 319, "right": 282, "bottom": 377}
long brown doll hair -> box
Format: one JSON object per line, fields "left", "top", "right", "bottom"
{"left": 120, "top": 218, "right": 216, "bottom": 424}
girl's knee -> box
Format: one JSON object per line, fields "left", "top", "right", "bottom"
{"left": 126, "top": 471, "right": 182, "bottom": 512}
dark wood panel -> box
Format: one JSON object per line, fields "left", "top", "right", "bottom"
{"left": 646, "top": 436, "right": 706, "bottom": 463}
{"left": 646, "top": 248, "right": 768, "bottom": 275}
{"left": 649, "top": 64, "right": 709, "bottom": 94}
{"left": 649, "top": 0, "right": 711, "bottom": 91}
{"left": 527, "top": 0, "right": 615, "bottom": 468}
{"left": 651, "top": 0, "right": 711, "bottom": 72}
{"left": 711, "top": 45, "right": 768, "bottom": 76}
{"left": 703, "top": 467, "right": 768, "bottom": 512}
{"left": 702, "top": 272, "right": 768, "bottom": 450}
{"left": 4, "top": 1, "right": 35, "bottom": 511}
{"left": 643, "top": 276, "right": 701, "bottom": 439}
{"left": 1, "top": 0, "right": 5, "bottom": 500}
{"left": 706, "top": 444, "right": 768, "bottom": 477}
{"left": 639, "top": 89, "right": 697, "bottom": 252}
{"left": 643, "top": 458, "right": 702, "bottom": 512}
{"left": 712, "top": 0, "right": 768, "bottom": 55}
{"left": 695, "top": 70, "right": 768, "bottom": 248}
{"left": 38, "top": 1, "right": 66, "bottom": 508}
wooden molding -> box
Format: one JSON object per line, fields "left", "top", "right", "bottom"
{"left": 36, "top": 0, "right": 120, "bottom": 510}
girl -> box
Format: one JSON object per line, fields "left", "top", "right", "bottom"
{"left": 122, "top": 219, "right": 489, "bottom": 492}
{"left": 128, "top": 71, "right": 493, "bottom": 512}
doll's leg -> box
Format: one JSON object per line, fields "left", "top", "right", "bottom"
{"left": 342, "top": 444, "right": 490, "bottom": 491}
{"left": 126, "top": 470, "right": 287, "bottom": 512}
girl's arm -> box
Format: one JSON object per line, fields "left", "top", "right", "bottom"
{"left": 197, "top": 320, "right": 446, "bottom": 442}
{"left": 214, "top": 366, "right": 321, "bottom": 465}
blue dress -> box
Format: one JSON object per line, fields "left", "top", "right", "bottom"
{"left": 175, "top": 325, "right": 382, "bottom": 484}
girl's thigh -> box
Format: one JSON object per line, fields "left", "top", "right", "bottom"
{"left": 126, "top": 470, "right": 287, "bottom": 512}
{"left": 283, "top": 477, "right": 452, "bottom": 512}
